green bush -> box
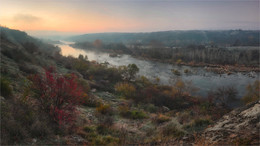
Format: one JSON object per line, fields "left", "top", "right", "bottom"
{"left": 96, "top": 104, "right": 113, "bottom": 115}
{"left": 130, "top": 110, "right": 147, "bottom": 119}
{"left": 115, "top": 82, "right": 136, "bottom": 98}
{"left": 118, "top": 105, "right": 130, "bottom": 116}
{"left": 30, "top": 119, "right": 52, "bottom": 138}
{"left": 77, "top": 78, "right": 90, "bottom": 93}
{"left": 97, "top": 124, "right": 111, "bottom": 135}
{"left": 193, "top": 118, "right": 211, "bottom": 127}
{"left": 101, "top": 135, "right": 120, "bottom": 145}
{"left": 184, "top": 118, "right": 211, "bottom": 132}
{"left": 154, "top": 114, "right": 171, "bottom": 124}
{"left": 18, "top": 63, "right": 38, "bottom": 74}
{"left": 119, "top": 105, "right": 147, "bottom": 119}
{"left": 172, "top": 69, "right": 181, "bottom": 76}
{"left": 1, "top": 102, "right": 28, "bottom": 144}
{"left": 2, "top": 48, "right": 31, "bottom": 62}
{"left": 161, "top": 123, "right": 184, "bottom": 138}
{"left": 0, "top": 77, "right": 13, "bottom": 98}
{"left": 92, "top": 135, "right": 119, "bottom": 145}
{"left": 144, "top": 104, "right": 158, "bottom": 113}
{"left": 83, "top": 126, "right": 95, "bottom": 133}
{"left": 242, "top": 80, "right": 260, "bottom": 104}
{"left": 1, "top": 100, "right": 54, "bottom": 144}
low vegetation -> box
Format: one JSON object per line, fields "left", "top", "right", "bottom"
{"left": 1, "top": 26, "right": 259, "bottom": 145}
{"left": 242, "top": 80, "right": 260, "bottom": 104}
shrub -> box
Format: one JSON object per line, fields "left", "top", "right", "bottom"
{"left": 128, "top": 110, "right": 146, "bottom": 119}
{"left": 161, "top": 123, "right": 184, "bottom": 138}
{"left": 30, "top": 67, "right": 86, "bottom": 126}
{"left": 2, "top": 48, "right": 31, "bottom": 62}
{"left": 119, "top": 64, "right": 139, "bottom": 81}
{"left": 1, "top": 101, "right": 28, "bottom": 144}
{"left": 83, "top": 126, "right": 95, "bottom": 133}
{"left": 92, "top": 135, "right": 120, "bottom": 145}
{"left": 72, "top": 57, "right": 89, "bottom": 72}
{"left": 184, "top": 69, "right": 190, "bottom": 73}
{"left": 184, "top": 118, "right": 211, "bottom": 132}
{"left": 96, "top": 104, "right": 113, "bottom": 115}
{"left": 19, "top": 63, "right": 38, "bottom": 74}
{"left": 172, "top": 69, "right": 181, "bottom": 76}
{"left": 118, "top": 106, "right": 147, "bottom": 119}
{"left": 100, "top": 135, "right": 120, "bottom": 145}
{"left": 154, "top": 114, "right": 171, "bottom": 124}
{"left": 136, "top": 76, "right": 152, "bottom": 87}
{"left": 118, "top": 105, "right": 130, "bottom": 117}
{"left": 177, "top": 111, "right": 192, "bottom": 124}
{"left": 208, "top": 86, "right": 238, "bottom": 108}
{"left": 176, "top": 59, "right": 182, "bottom": 65}
{"left": 83, "top": 95, "right": 101, "bottom": 107}
{"left": 30, "top": 119, "right": 52, "bottom": 138}
{"left": 170, "top": 79, "right": 198, "bottom": 97}
{"left": 129, "top": 110, "right": 147, "bottom": 119}
{"left": 23, "top": 42, "right": 39, "bottom": 54}
{"left": 0, "top": 77, "right": 13, "bottom": 98}
{"left": 193, "top": 118, "right": 211, "bottom": 127}
{"left": 98, "top": 115, "right": 114, "bottom": 129}
{"left": 115, "top": 82, "right": 136, "bottom": 98}
{"left": 97, "top": 124, "right": 111, "bottom": 135}
{"left": 172, "top": 79, "right": 185, "bottom": 95}
{"left": 242, "top": 80, "right": 260, "bottom": 104}
{"left": 77, "top": 78, "right": 90, "bottom": 93}
{"left": 0, "top": 99, "right": 54, "bottom": 144}
{"left": 143, "top": 104, "right": 158, "bottom": 113}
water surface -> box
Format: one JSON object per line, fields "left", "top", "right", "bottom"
{"left": 57, "top": 41, "right": 259, "bottom": 98}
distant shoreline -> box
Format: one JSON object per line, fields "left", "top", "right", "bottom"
{"left": 70, "top": 44, "right": 260, "bottom": 74}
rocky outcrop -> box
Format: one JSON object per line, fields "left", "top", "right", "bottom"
{"left": 200, "top": 100, "right": 260, "bottom": 145}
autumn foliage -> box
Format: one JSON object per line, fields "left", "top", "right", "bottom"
{"left": 115, "top": 82, "right": 136, "bottom": 98}
{"left": 31, "top": 67, "right": 86, "bottom": 126}
{"left": 242, "top": 80, "right": 260, "bottom": 104}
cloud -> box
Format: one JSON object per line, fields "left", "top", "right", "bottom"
{"left": 13, "top": 14, "right": 41, "bottom": 23}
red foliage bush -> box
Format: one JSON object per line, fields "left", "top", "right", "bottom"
{"left": 31, "top": 67, "right": 86, "bottom": 126}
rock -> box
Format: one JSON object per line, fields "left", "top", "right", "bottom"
{"left": 229, "top": 134, "right": 237, "bottom": 138}
{"left": 89, "top": 81, "right": 103, "bottom": 89}
{"left": 200, "top": 100, "right": 260, "bottom": 145}
{"left": 91, "top": 88, "right": 96, "bottom": 92}
{"left": 111, "top": 99, "right": 117, "bottom": 102}
{"left": 71, "top": 135, "right": 87, "bottom": 143}
{"left": 32, "top": 138, "right": 37, "bottom": 143}
{"left": 162, "top": 106, "right": 170, "bottom": 112}
{"left": 0, "top": 96, "right": 5, "bottom": 100}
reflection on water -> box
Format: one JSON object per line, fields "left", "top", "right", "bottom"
{"left": 57, "top": 41, "right": 259, "bottom": 98}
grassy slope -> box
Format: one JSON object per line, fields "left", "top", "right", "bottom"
{"left": 1, "top": 27, "right": 256, "bottom": 145}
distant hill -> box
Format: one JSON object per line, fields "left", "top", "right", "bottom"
{"left": 67, "top": 30, "right": 260, "bottom": 47}
{"left": 0, "top": 26, "right": 60, "bottom": 53}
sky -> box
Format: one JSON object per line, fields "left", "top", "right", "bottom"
{"left": 0, "top": 0, "right": 259, "bottom": 35}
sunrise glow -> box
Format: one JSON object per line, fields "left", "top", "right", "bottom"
{"left": 1, "top": 0, "right": 259, "bottom": 34}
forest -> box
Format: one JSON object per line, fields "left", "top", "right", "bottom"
{"left": 72, "top": 38, "right": 259, "bottom": 67}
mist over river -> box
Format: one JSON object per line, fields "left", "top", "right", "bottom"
{"left": 57, "top": 41, "right": 259, "bottom": 98}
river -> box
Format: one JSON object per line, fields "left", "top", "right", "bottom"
{"left": 57, "top": 41, "right": 259, "bottom": 98}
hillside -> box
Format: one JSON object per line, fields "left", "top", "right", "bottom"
{"left": 200, "top": 100, "right": 260, "bottom": 145}
{"left": 1, "top": 27, "right": 259, "bottom": 145}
